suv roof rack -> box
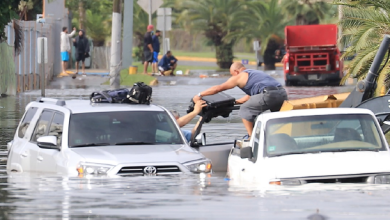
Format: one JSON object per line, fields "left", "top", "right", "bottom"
{"left": 36, "top": 97, "right": 66, "bottom": 106}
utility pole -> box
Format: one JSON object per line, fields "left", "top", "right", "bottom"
{"left": 122, "top": 0, "right": 134, "bottom": 68}
{"left": 338, "top": 4, "right": 343, "bottom": 51}
{"left": 110, "top": 0, "right": 122, "bottom": 89}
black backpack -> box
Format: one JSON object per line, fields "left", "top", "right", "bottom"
{"left": 127, "top": 82, "right": 153, "bottom": 104}
{"left": 90, "top": 88, "right": 131, "bottom": 103}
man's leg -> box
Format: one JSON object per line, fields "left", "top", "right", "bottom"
{"left": 171, "top": 63, "right": 177, "bottom": 75}
{"left": 82, "top": 61, "right": 85, "bottom": 74}
{"left": 242, "top": 119, "right": 254, "bottom": 138}
{"left": 238, "top": 94, "right": 269, "bottom": 138}
{"left": 75, "top": 61, "right": 79, "bottom": 73}
{"left": 62, "top": 61, "right": 65, "bottom": 73}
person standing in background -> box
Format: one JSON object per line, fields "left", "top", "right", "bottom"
{"left": 72, "top": 30, "right": 90, "bottom": 79}
{"left": 152, "top": 30, "right": 161, "bottom": 76}
{"left": 143, "top": 25, "right": 154, "bottom": 74}
{"left": 60, "top": 26, "right": 76, "bottom": 77}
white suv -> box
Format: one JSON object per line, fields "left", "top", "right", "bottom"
{"left": 7, "top": 98, "right": 212, "bottom": 177}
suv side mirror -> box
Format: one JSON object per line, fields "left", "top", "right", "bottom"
{"left": 37, "top": 136, "right": 60, "bottom": 150}
{"left": 193, "top": 133, "right": 206, "bottom": 147}
{"left": 240, "top": 147, "right": 253, "bottom": 159}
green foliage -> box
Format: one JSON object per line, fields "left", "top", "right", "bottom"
{"left": 132, "top": 3, "right": 150, "bottom": 61}
{"left": 0, "top": 42, "right": 16, "bottom": 94}
{"left": 333, "top": 0, "right": 390, "bottom": 92}
{"left": 0, "top": 0, "right": 18, "bottom": 42}
{"left": 166, "top": 0, "right": 249, "bottom": 69}
{"left": 85, "top": 9, "right": 111, "bottom": 46}
{"left": 281, "top": 0, "right": 335, "bottom": 25}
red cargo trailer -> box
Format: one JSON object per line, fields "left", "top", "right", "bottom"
{"left": 283, "top": 24, "right": 343, "bottom": 86}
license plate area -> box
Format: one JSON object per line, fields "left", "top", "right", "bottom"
{"left": 308, "top": 75, "right": 318, "bottom": 80}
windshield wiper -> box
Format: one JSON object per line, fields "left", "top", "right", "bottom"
{"left": 114, "top": 141, "right": 156, "bottom": 145}
{"left": 270, "top": 151, "right": 321, "bottom": 157}
{"left": 333, "top": 148, "right": 380, "bottom": 152}
{"left": 71, "top": 142, "right": 111, "bottom": 148}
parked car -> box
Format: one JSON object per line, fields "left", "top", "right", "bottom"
{"left": 7, "top": 98, "right": 212, "bottom": 177}
{"left": 227, "top": 108, "right": 390, "bottom": 186}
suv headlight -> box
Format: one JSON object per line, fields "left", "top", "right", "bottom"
{"left": 374, "top": 175, "right": 390, "bottom": 184}
{"left": 270, "top": 179, "right": 302, "bottom": 186}
{"left": 183, "top": 159, "right": 212, "bottom": 173}
{"left": 77, "top": 163, "right": 114, "bottom": 176}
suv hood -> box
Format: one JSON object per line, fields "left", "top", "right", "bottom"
{"left": 265, "top": 151, "right": 390, "bottom": 180}
{"left": 70, "top": 145, "right": 204, "bottom": 165}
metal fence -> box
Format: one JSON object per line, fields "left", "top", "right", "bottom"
{"left": 2, "top": 19, "right": 56, "bottom": 94}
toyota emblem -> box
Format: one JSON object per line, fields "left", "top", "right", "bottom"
{"left": 143, "top": 166, "right": 157, "bottom": 174}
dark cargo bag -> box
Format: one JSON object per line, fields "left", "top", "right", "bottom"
{"left": 90, "top": 88, "right": 131, "bottom": 103}
{"left": 127, "top": 82, "right": 153, "bottom": 104}
{"left": 187, "top": 92, "right": 236, "bottom": 122}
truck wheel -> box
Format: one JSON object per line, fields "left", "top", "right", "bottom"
{"left": 326, "top": 64, "right": 331, "bottom": 71}
{"left": 294, "top": 66, "right": 299, "bottom": 72}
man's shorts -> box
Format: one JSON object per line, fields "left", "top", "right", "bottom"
{"left": 144, "top": 50, "right": 153, "bottom": 63}
{"left": 238, "top": 87, "right": 288, "bottom": 123}
{"left": 153, "top": 52, "right": 159, "bottom": 63}
{"left": 61, "top": 51, "right": 69, "bottom": 62}
{"left": 76, "top": 53, "right": 86, "bottom": 62}
{"left": 159, "top": 66, "right": 170, "bottom": 72}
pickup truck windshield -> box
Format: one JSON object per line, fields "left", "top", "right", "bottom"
{"left": 68, "top": 111, "right": 183, "bottom": 147}
{"left": 264, "top": 114, "right": 386, "bottom": 157}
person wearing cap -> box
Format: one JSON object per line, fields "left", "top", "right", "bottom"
{"left": 143, "top": 25, "right": 154, "bottom": 74}
{"left": 152, "top": 30, "right": 161, "bottom": 75}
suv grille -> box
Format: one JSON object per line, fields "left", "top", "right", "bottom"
{"left": 117, "top": 165, "right": 181, "bottom": 175}
{"left": 305, "top": 176, "right": 369, "bottom": 184}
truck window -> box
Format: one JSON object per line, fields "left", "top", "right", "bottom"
{"left": 18, "top": 107, "right": 38, "bottom": 138}
{"left": 48, "top": 113, "right": 64, "bottom": 146}
{"left": 31, "top": 111, "right": 54, "bottom": 142}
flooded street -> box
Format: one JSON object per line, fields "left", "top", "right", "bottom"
{"left": 1, "top": 71, "right": 390, "bottom": 219}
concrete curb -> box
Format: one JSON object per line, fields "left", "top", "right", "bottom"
{"left": 157, "top": 55, "right": 284, "bottom": 67}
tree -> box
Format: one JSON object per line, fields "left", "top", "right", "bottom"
{"left": 282, "top": 0, "right": 334, "bottom": 25}
{"left": 334, "top": 0, "right": 390, "bottom": 93}
{"left": 226, "top": 0, "right": 292, "bottom": 70}
{"left": 85, "top": 9, "right": 111, "bottom": 46}
{"left": 132, "top": 2, "right": 150, "bottom": 61}
{"left": 0, "top": 0, "right": 18, "bottom": 42}
{"left": 172, "top": 0, "right": 249, "bottom": 69}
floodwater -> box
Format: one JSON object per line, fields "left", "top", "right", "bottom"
{"left": 1, "top": 71, "right": 390, "bottom": 219}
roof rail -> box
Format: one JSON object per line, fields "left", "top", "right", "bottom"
{"left": 36, "top": 97, "right": 66, "bottom": 106}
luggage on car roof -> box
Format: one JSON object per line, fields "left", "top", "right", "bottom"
{"left": 90, "top": 82, "right": 152, "bottom": 104}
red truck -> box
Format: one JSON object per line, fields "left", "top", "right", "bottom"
{"left": 283, "top": 24, "right": 343, "bottom": 86}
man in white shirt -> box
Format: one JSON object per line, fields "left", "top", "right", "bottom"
{"left": 60, "top": 27, "right": 76, "bottom": 77}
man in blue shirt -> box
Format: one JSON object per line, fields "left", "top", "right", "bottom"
{"left": 158, "top": 51, "right": 178, "bottom": 76}
{"left": 152, "top": 30, "right": 161, "bottom": 75}
{"left": 171, "top": 100, "right": 207, "bottom": 142}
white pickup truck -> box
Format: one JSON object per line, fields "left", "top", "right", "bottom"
{"left": 227, "top": 108, "right": 390, "bottom": 186}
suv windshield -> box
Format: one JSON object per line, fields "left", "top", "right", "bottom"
{"left": 265, "top": 114, "right": 386, "bottom": 157}
{"left": 69, "top": 111, "right": 183, "bottom": 147}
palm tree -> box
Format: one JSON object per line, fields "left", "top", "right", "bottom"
{"left": 334, "top": 0, "right": 390, "bottom": 93}
{"left": 172, "top": 0, "right": 249, "bottom": 69}
{"left": 282, "top": 0, "right": 333, "bottom": 25}
{"left": 132, "top": 3, "right": 150, "bottom": 61}
{"left": 85, "top": 9, "right": 111, "bottom": 46}
{"left": 226, "top": 0, "right": 292, "bottom": 70}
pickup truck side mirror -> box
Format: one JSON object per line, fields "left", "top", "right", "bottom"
{"left": 37, "top": 136, "right": 60, "bottom": 150}
{"left": 240, "top": 147, "right": 253, "bottom": 159}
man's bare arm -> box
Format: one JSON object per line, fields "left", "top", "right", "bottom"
{"left": 191, "top": 117, "right": 203, "bottom": 140}
{"left": 235, "top": 95, "right": 250, "bottom": 104}
{"left": 176, "top": 100, "right": 207, "bottom": 127}
{"left": 193, "top": 77, "right": 239, "bottom": 101}
{"left": 148, "top": 44, "right": 153, "bottom": 52}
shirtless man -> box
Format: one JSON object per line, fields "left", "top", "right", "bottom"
{"left": 192, "top": 62, "right": 288, "bottom": 138}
